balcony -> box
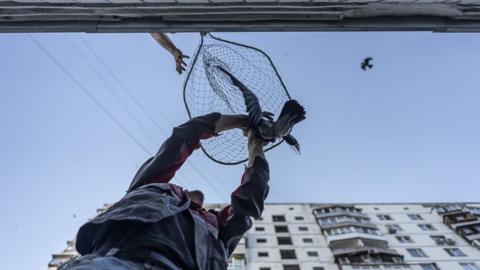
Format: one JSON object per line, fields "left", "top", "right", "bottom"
{"left": 456, "top": 222, "right": 480, "bottom": 242}
{"left": 333, "top": 246, "right": 403, "bottom": 265}
{"left": 324, "top": 225, "right": 381, "bottom": 236}
{"left": 437, "top": 205, "right": 466, "bottom": 215}
{"left": 321, "top": 221, "right": 377, "bottom": 232}
{"left": 467, "top": 207, "right": 480, "bottom": 217}
{"left": 444, "top": 212, "right": 478, "bottom": 226}
{"left": 326, "top": 232, "right": 387, "bottom": 245}
{"left": 341, "top": 263, "right": 439, "bottom": 270}
{"left": 465, "top": 233, "right": 480, "bottom": 242}
{"left": 313, "top": 206, "right": 368, "bottom": 219}
{"left": 329, "top": 237, "right": 389, "bottom": 250}
{"left": 317, "top": 215, "right": 373, "bottom": 228}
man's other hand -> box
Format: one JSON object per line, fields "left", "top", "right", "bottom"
{"left": 173, "top": 49, "right": 189, "bottom": 74}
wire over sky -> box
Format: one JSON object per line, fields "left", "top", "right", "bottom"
{"left": 78, "top": 35, "right": 230, "bottom": 200}
{"left": 27, "top": 34, "right": 198, "bottom": 192}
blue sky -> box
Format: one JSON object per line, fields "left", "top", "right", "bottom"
{"left": 0, "top": 32, "right": 479, "bottom": 269}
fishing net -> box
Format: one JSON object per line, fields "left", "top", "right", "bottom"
{"left": 183, "top": 33, "right": 291, "bottom": 165}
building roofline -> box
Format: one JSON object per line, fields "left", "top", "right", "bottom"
{"left": 206, "top": 202, "right": 480, "bottom": 205}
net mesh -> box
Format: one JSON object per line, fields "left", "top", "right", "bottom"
{"left": 183, "top": 34, "right": 290, "bottom": 165}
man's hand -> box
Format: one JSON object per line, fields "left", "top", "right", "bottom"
{"left": 151, "top": 32, "right": 189, "bottom": 74}
{"left": 173, "top": 49, "right": 189, "bottom": 74}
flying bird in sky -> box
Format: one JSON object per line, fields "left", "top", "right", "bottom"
{"left": 361, "top": 57, "right": 373, "bottom": 71}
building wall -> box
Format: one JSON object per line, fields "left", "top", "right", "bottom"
{"left": 245, "top": 204, "right": 337, "bottom": 270}
{"left": 242, "top": 203, "right": 480, "bottom": 270}
{"left": 48, "top": 203, "right": 480, "bottom": 270}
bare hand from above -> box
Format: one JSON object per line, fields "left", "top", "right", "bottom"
{"left": 173, "top": 49, "right": 189, "bottom": 74}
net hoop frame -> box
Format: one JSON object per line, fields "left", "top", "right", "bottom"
{"left": 183, "top": 33, "right": 292, "bottom": 165}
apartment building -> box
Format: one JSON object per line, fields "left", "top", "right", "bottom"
{"left": 48, "top": 203, "right": 480, "bottom": 270}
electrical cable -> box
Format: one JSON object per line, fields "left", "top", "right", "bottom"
{"left": 29, "top": 34, "right": 192, "bottom": 189}
{"left": 79, "top": 35, "right": 229, "bottom": 201}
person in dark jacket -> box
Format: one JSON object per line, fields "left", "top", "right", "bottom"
{"left": 59, "top": 112, "right": 270, "bottom": 270}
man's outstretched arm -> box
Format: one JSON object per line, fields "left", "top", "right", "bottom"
{"left": 128, "top": 114, "right": 248, "bottom": 192}
{"left": 151, "top": 32, "right": 189, "bottom": 74}
{"left": 215, "top": 131, "right": 270, "bottom": 256}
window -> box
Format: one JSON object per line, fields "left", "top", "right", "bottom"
{"left": 260, "top": 268, "right": 271, "bottom": 270}
{"left": 418, "top": 224, "right": 436, "bottom": 231}
{"left": 307, "top": 251, "right": 319, "bottom": 257}
{"left": 273, "top": 215, "right": 286, "bottom": 222}
{"left": 255, "top": 226, "right": 265, "bottom": 231}
{"left": 444, "top": 248, "right": 466, "bottom": 257}
{"left": 386, "top": 224, "right": 403, "bottom": 232}
{"left": 283, "top": 265, "right": 300, "bottom": 270}
{"left": 298, "top": 226, "right": 308, "bottom": 231}
{"left": 396, "top": 235, "right": 414, "bottom": 243}
{"left": 303, "top": 238, "right": 313, "bottom": 243}
{"left": 294, "top": 216, "right": 304, "bottom": 221}
{"left": 460, "top": 262, "right": 480, "bottom": 270}
{"left": 277, "top": 236, "right": 293, "bottom": 245}
{"left": 257, "top": 238, "right": 267, "bottom": 243}
{"left": 408, "top": 214, "right": 423, "bottom": 220}
{"left": 407, "top": 248, "right": 428, "bottom": 257}
{"left": 258, "top": 252, "right": 269, "bottom": 257}
{"left": 462, "top": 227, "right": 475, "bottom": 235}
{"left": 420, "top": 263, "right": 440, "bottom": 270}
{"left": 430, "top": 235, "right": 447, "bottom": 244}
{"left": 377, "top": 214, "right": 393, "bottom": 220}
{"left": 289, "top": 207, "right": 295, "bottom": 210}
{"left": 255, "top": 216, "right": 264, "bottom": 221}
{"left": 275, "top": 225, "right": 289, "bottom": 233}
{"left": 313, "top": 268, "right": 325, "bottom": 270}
{"left": 280, "top": 249, "right": 297, "bottom": 259}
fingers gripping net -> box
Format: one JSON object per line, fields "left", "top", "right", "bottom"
{"left": 183, "top": 34, "right": 291, "bottom": 165}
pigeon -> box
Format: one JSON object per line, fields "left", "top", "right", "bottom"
{"left": 215, "top": 66, "right": 306, "bottom": 153}
{"left": 361, "top": 57, "right": 373, "bottom": 71}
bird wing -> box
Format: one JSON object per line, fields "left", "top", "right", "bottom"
{"left": 215, "top": 66, "right": 263, "bottom": 127}
{"left": 366, "top": 57, "right": 373, "bottom": 62}
{"left": 274, "top": 99, "right": 306, "bottom": 138}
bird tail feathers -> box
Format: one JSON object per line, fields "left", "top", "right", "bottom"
{"left": 279, "top": 99, "right": 306, "bottom": 126}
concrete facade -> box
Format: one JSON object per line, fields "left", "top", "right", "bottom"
{"left": 3, "top": 1, "right": 480, "bottom": 33}
{"left": 48, "top": 203, "right": 480, "bottom": 270}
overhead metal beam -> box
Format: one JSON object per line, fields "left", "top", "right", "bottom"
{"left": 1, "top": 1, "right": 480, "bottom": 33}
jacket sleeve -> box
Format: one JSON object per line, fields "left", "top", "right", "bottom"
{"left": 127, "top": 113, "right": 221, "bottom": 192}
{"left": 215, "top": 156, "right": 270, "bottom": 256}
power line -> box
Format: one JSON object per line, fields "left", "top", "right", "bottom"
{"left": 28, "top": 34, "right": 190, "bottom": 189}
{"left": 67, "top": 36, "right": 194, "bottom": 190}
{"left": 79, "top": 35, "right": 229, "bottom": 201}
{"left": 122, "top": 73, "right": 231, "bottom": 195}
{"left": 29, "top": 35, "right": 151, "bottom": 155}
{"left": 66, "top": 37, "right": 160, "bottom": 146}
{"left": 124, "top": 73, "right": 232, "bottom": 193}
{"left": 79, "top": 37, "right": 167, "bottom": 133}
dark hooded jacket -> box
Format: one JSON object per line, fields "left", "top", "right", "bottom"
{"left": 73, "top": 113, "right": 270, "bottom": 270}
